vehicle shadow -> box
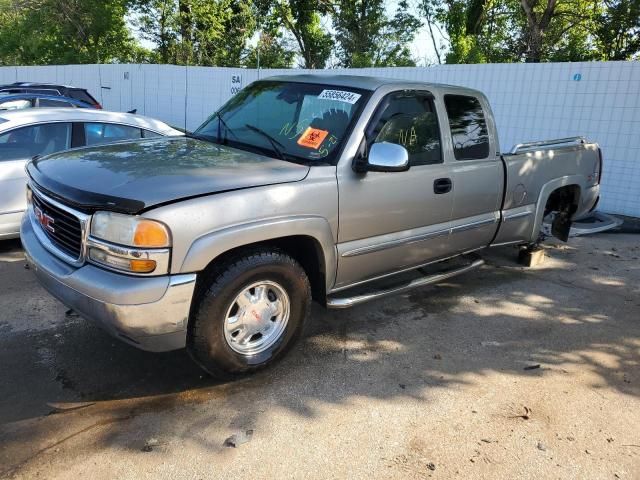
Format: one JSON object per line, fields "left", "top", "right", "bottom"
{"left": 0, "top": 235, "right": 638, "bottom": 474}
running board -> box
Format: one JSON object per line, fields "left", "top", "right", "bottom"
{"left": 326, "top": 255, "right": 485, "bottom": 309}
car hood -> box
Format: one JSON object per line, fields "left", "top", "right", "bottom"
{"left": 27, "top": 137, "right": 310, "bottom": 214}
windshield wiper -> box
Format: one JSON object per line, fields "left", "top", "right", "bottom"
{"left": 216, "top": 111, "right": 237, "bottom": 142}
{"left": 245, "top": 123, "right": 286, "bottom": 160}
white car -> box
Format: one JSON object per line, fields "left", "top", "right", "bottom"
{"left": 0, "top": 108, "right": 183, "bottom": 239}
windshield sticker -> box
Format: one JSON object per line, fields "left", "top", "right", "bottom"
{"left": 297, "top": 127, "right": 329, "bottom": 149}
{"left": 317, "top": 90, "right": 361, "bottom": 104}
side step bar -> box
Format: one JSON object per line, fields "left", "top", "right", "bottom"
{"left": 326, "top": 255, "right": 485, "bottom": 309}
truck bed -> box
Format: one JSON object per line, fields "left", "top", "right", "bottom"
{"left": 492, "top": 137, "right": 601, "bottom": 246}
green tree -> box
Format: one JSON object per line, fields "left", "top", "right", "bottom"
{"left": 133, "top": 0, "right": 179, "bottom": 63}
{"left": 275, "top": 0, "right": 334, "bottom": 68}
{"left": 329, "top": 0, "right": 421, "bottom": 67}
{"left": 593, "top": 0, "right": 640, "bottom": 60}
{"left": 244, "top": 32, "right": 296, "bottom": 68}
{"left": 133, "top": 0, "right": 263, "bottom": 66}
{"left": 0, "top": 0, "right": 139, "bottom": 65}
{"left": 423, "top": 0, "right": 638, "bottom": 63}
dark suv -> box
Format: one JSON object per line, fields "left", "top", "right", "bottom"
{"left": 0, "top": 82, "right": 101, "bottom": 109}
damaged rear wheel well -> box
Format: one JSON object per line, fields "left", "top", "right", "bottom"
{"left": 544, "top": 185, "right": 580, "bottom": 216}
{"left": 544, "top": 185, "right": 581, "bottom": 242}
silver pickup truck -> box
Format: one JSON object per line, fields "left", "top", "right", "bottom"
{"left": 21, "top": 75, "right": 602, "bottom": 375}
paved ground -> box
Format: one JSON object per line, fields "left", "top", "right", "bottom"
{"left": 0, "top": 234, "right": 638, "bottom": 479}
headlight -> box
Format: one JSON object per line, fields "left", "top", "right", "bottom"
{"left": 91, "top": 211, "right": 171, "bottom": 248}
{"left": 88, "top": 212, "right": 171, "bottom": 275}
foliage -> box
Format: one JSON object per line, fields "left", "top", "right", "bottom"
{"left": 132, "top": 0, "right": 258, "bottom": 66}
{"left": 422, "top": 0, "right": 640, "bottom": 63}
{"left": 593, "top": 0, "right": 640, "bottom": 60}
{"left": 0, "top": 0, "right": 140, "bottom": 65}
{"left": 275, "top": 0, "right": 334, "bottom": 68}
{"left": 330, "top": 0, "right": 422, "bottom": 67}
{"left": 0, "top": 0, "right": 638, "bottom": 66}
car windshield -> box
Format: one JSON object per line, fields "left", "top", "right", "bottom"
{"left": 194, "top": 81, "right": 369, "bottom": 163}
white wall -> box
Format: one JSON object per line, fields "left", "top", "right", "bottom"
{"left": 1, "top": 62, "right": 638, "bottom": 217}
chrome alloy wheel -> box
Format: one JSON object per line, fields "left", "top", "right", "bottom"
{"left": 223, "top": 280, "right": 291, "bottom": 356}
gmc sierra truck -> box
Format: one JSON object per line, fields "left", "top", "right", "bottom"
{"left": 21, "top": 75, "right": 602, "bottom": 375}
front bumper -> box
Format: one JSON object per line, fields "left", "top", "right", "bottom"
{"left": 21, "top": 214, "right": 196, "bottom": 352}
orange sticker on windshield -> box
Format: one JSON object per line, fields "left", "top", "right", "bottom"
{"left": 297, "top": 127, "right": 329, "bottom": 149}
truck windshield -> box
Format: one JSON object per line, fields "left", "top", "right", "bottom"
{"left": 195, "top": 81, "right": 369, "bottom": 163}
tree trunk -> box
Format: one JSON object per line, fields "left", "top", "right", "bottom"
{"left": 178, "top": 0, "right": 193, "bottom": 65}
{"left": 520, "top": 0, "right": 557, "bottom": 63}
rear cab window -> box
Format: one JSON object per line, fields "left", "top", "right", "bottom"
{"left": 444, "top": 94, "right": 490, "bottom": 160}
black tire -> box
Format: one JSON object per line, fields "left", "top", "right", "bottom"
{"left": 188, "top": 248, "right": 311, "bottom": 377}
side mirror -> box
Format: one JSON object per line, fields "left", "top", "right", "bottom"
{"left": 365, "top": 142, "right": 409, "bottom": 172}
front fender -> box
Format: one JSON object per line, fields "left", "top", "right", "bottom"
{"left": 180, "top": 215, "right": 337, "bottom": 291}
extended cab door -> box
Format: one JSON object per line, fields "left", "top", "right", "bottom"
{"left": 335, "top": 90, "right": 455, "bottom": 289}
{"left": 441, "top": 92, "right": 503, "bottom": 253}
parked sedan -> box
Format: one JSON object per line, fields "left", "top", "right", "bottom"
{"left": 0, "top": 108, "right": 183, "bottom": 239}
{"left": 0, "top": 93, "right": 95, "bottom": 111}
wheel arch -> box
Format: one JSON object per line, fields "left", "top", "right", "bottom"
{"left": 180, "top": 216, "right": 336, "bottom": 303}
{"left": 529, "top": 176, "right": 582, "bottom": 242}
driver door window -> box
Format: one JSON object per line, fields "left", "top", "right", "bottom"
{"left": 368, "top": 92, "right": 442, "bottom": 166}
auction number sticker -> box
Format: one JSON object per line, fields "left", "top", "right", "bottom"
{"left": 297, "top": 127, "right": 329, "bottom": 149}
{"left": 317, "top": 89, "right": 361, "bottom": 104}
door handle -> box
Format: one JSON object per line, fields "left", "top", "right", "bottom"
{"left": 433, "top": 178, "right": 452, "bottom": 194}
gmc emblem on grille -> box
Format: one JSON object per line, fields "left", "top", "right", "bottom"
{"left": 34, "top": 206, "right": 55, "bottom": 233}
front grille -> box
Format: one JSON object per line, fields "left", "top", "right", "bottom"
{"left": 32, "top": 190, "right": 83, "bottom": 259}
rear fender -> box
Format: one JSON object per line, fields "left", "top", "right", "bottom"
{"left": 530, "top": 176, "right": 582, "bottom": 243}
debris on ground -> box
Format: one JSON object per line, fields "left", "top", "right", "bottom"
{"left": 537, "top": 441, "right": 547, "bottom": 451}
{"left": 426, "top": 462, "right": 436, "bottom": 471}
{"left": 433, "top": 353, "right": 442, "bottom": 360}
{"left": 65, "top": 309, "right": 79, "bottom": 318}
{"left": 224, "top": 430, "right": 254, "bottom": 448}
{"left": 141, "top": 438, "right": 160, "bottom": 452}
{"left": 524, "top": 364, "right": 541, "bottom": 371}
{"left": 509, "top": 406, "right": 532, "bottom": 420}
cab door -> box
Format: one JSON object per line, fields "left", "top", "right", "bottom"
{"left": 441, "top": 93, "right": 503, "bottom": 253}
{"left": 335, "top": 90, "right": 455, "bottom": 289}
{"left": 0, "top": 123, "right": 72, "bottom": 236}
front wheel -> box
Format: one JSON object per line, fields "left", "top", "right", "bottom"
{"left": 188, "top": 249, "right": 311, "bottom": 376}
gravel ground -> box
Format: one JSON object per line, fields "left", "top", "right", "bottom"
{"left": 0, "top": 234, "right": 638, "bottom": 479}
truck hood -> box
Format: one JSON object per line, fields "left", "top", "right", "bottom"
{"left": 27, "top": 137, "right": 310, "bottom": 213}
